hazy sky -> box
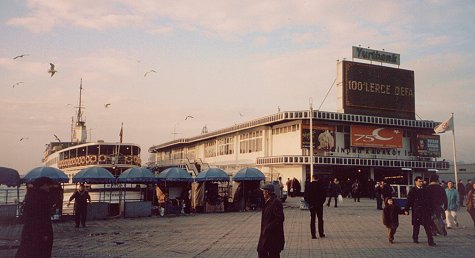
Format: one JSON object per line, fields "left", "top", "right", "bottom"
{"left": 1, "top": 1, "right": 474, "bottom": 174}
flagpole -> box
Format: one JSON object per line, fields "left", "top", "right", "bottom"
{"left": 309, "top": 98, "right": 314, "bottom": 179}
{"left": 451, "top": 113, "right": 459, "bottom": 189}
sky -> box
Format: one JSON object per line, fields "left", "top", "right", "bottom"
{"left": 1, "top": 0, "right": 474, "bottom": 174}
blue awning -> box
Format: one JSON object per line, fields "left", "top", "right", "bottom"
{"left": 233, "top": 167, "right": 265, "bottom": 181}
{"left": 22, "top": 167, "right": 69, "bottom": 183}
{"left": 0, "top": 167, "right": 21, "bottom": 187}
{"left": 118, "top": 167, "right": 156, "bottom": 183}
{"left": 73, "top": 167, "right": 115, "bottom": 184}
{"left": 157, "top": 167, "right": 193, "bottom": 182}
{"left": 195, "top": 168, "right": 230, "bottom": 182}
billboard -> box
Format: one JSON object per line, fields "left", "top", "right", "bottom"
{"left": 351, "top": 125, "right": 403, "bottom": 148}
{"left": 341, "top": 60, "right": 415, "bottom": 119}
{"left": 416, "top": 134, "right": 441, "bottom": 157}
{"left": 301, "top": 124, "right": 335, "bottom": 151}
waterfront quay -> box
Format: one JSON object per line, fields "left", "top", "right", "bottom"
{"left": 1, "top": 197, "right": 474, "bottom": 258}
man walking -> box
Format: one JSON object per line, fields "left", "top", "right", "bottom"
{"left": 404, "top": 176, "right": 436, "bottom": 247}
{"left": 304, "top": 174, "right": 327, "bottom": 239}
{"left": 426, "top": 175, "right": 448, "bottom": 236}
{"left": 457, "top": 180, "right": 465, "bottom": 207}
{"left": 445, "top": 181, "right": 460, "bottom": 228}
{"left": 257, "top": 184, "right": 285, "bottom": 258}
{"left": 67, "top": 183, "right": 91, "bottom": 228}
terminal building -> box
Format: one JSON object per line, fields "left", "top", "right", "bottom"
{"left": 148, "top": 47, "right": 450, "bottom": 194}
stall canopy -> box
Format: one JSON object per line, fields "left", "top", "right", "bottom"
{"left": 233, "top": 168, "right": 265, "bottom": 181}
{"left": 195, "top": 168, "right": 230, "bottom": 182}
{"left": 73, "top": 167, "right": 115, "bottom": 184}
{"left": 0, "top": 167, "right": 21, "bottom": 187}
{"left": 22, "top": 167, "right": 69, "bottom": 183}
{"left": 118, "top": 167, "right": 156, "bottom": 183}
{"left": 157, "top": 167, "right": 193, "bottom": 182}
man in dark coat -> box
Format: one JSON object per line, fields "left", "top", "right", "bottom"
{"left": 457, "top": 180, "right": 465, "bottom": 207}
{"left": 304, "top": 174, "right": 327, "bottom": 239}
{"left": 404, "top": 176, "right": 436, "bottom": 246}
{"left": 16, "top": 177, "right": 59, "bottom": 258}
{"left": 67, "top": 183, "right": 91, "bottom": 228}
{"left": 427, "top": 176, "right": 448, "bottom": 236}
{"left": 257, "top": 184, "right": 285, "bottom": 258}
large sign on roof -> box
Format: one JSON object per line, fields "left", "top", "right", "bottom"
{"left": 352, "top": 46, "right": 400, "bottom": 65}
{"left": 340, "top": 60, "right": 415, "bottom": 120}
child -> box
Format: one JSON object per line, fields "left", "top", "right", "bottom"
{"left": 382, "top": 197, "right": 404, "bottom": 243}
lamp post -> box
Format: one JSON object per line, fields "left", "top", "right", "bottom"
{"left": 309, "top": 98, "right": 314, "bottom": 178}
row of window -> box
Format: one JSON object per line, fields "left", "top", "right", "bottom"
{"left": 272, "top": 124, "right": 299, "bottom": 135}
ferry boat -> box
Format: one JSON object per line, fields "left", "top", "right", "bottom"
{"left": 42, "top": 79, "right": 143, "bottom": 214}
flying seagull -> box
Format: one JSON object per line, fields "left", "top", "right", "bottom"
{"left": 105, "top": 103, "right": 111, "bottom": 108}
{"left": 12, "top": 82, "right": 24, "bottom": 88}
{"left": 185, "top": 115, "right": 194, "bottom": 120}
{"left": 48, "top": 63, "right": 57, "bottom": 77}
{"left": 13, "top": 54, "right": 29, "bottom": 60}
{"left": 19, "top": 137, "right": 29, "bottom": 141}
{"left": 239, "top": 113, "right": 243, "bottom": 117}
{"left": 53, "top": 134, "right": 61, "bottom": 142}
{"left": 144, "top": 70, "right": 157, "bottom": 77}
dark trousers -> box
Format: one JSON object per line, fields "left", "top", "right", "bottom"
{"left": 412, "top": 223, "right": 434, "bottom": 244}
{"left": 353, "top": 193, "right": 360, "bottom": 202}
{"left": 309, "top": 205, "right": 324, "bottom": 237}
{"left": 376, "top": 195, "right": 383, "bottom": 210}
{"left": 459, "top": 195, "right": 465, "bottom": 206}
{"left": 326, "top": 196, "right": 337, "bottom": 207}
{"left": 387, "top": 225, "right": 398, "bottom": 241}
{"left": 258, "top": 251, "right": 280, "bottom": 258}
{"left": 75, "top": 206, "right": 87, "bottom": 227}
{"left": 469, "top": 208, "right": 475, "bottom": 227}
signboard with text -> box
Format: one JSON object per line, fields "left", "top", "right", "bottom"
{"left": 341, "top": 60, "right": 415, "bottom": 119}
{"left": 416, "top": 134, "right": 441, "bottom": 157}
{"left": 351, "top": 125, "right": 403, "bottom": 148}
{"left": 352, "top": 46, "right": 400, "bottom": 65}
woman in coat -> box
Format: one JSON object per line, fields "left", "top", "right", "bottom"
{"left": 466, "top": 182, "right": 475, "bottom": 228}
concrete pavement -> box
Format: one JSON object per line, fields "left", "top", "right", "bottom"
{"left": 1, "top": 197, "right": 474, "bottom": 257}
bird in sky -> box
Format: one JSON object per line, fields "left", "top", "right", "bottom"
{"left": 66, "top": 103, "right": 72, "bottom": 107}
{"left": 13, "top": 54, "right": 29, "bottom": 60}
{"left": 19, "top": 137, "right": 29, "bottom": 141}
{"left": 144, "top": 70, "right": 157, "bottom": 77}
{"left": 48, "top": 63, "right": 57, "bottom": 77}
{"left": 239, "top": 113, "right": 243, "bottom": 117}
{"left": 105, "top": 103, "right": 111, "bottom": 108}
{"left": 185, "top": 115, "right": 194, "bottom": 120}
{"left": 53, "top": 134, "right": 61, "bottom": 142}
{"left": 12, "top": 82, "right": 24, "bottom": 88}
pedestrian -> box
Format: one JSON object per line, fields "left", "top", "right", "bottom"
{"left": 368, "top": 178, "right": 375, "bottom": 200}
{"left": 352, "top": 179, "right": 361, "bottom": 202}
{"left": 465, "top": 179, "right": 472, "bottom": 196}
{"left": 326, "top": 178, "right": 341, "bottom": 207}
{"left": 285, "top": 178, "right": 291, "bottom": 193}
{"left": 466, "top": 181, "right": 475, "bottom": 228}
{"left": 404, "top": 176, "right": 436, "bottom": 247}
{"left": 457, "top": 179, "right": 465, "bottom": 207}
{"left": 381, "top": 180, "right": 393, "bottom": 203}
{"left": 426, "top": 175, "right": 448, "bottom": 236}
{"left": 375, "top": 181, "right": 383, "bottom": 210}
{"left": 257, "top": 184, "right": 285, "bottom": 258}
{"left": 382, "top": 197, "right": 405, "bottom": 244}
{"left": 445, "top": 181, "right": 460, "bottom": 229}
{"left": 304, "top": 174, "right": 327, "bottom": 239}
{"left": 67, "top": 183, "right": 91, "bottom": 228}
{"left": 16, "top": 177, "right": 59, "bottom": 258}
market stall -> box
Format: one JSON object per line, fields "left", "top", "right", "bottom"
{"left": 193, "top": 168, "right": 230, "bottom": 213}
{"left": 117, "top": 167, "right": 156, "bottom": 218}
{"left": 0, "top": 167, "right": 21, "bottom": 223}
{"left": 156, "top": 167, "right": 193, "bottom": 216}
{"left": 232, "top": 167, "right": 265, "bottom": 211}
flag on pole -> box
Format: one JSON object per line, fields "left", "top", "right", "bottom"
{"left": 119, "top": 123, "right": 123, "bottom": 143}
{"left": 434, "top": 116, "right": 453, "bottom": 133}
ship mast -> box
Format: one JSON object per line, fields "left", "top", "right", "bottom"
{"left": 72, "top": 78, "right": 87, "bottom": 143}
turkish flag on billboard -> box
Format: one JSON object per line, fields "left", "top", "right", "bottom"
{"left": 351, "top": 125, "right": 403, "bottom": 148}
